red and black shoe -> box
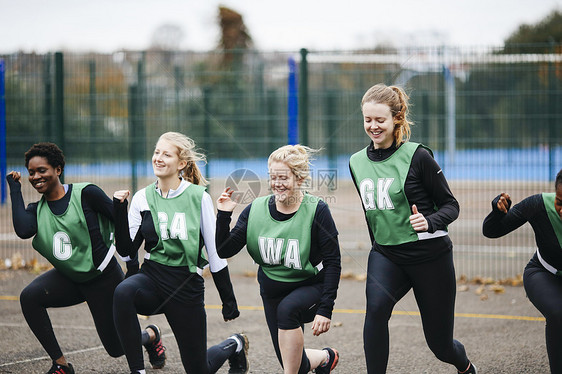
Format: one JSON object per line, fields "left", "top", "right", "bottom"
{"left": 459, "top": 362, "right": 478, "bottom": 374}
{"left": 314, "top": 347, "right": 339, "bottom": 374}
{"left": 143, "top": 324, "right": 166, "bottom": 369}
{"left": 46, "top": 361, "right": 74, "bottom": 374}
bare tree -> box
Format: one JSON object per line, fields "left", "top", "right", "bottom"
{"left": 218, "top": 6, "right": 252, "bottom": 67}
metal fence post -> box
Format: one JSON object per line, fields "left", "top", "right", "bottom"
{"left": 136, "top": 54, "right": 146, "bottom": 164}
{"left": 0, "top": 59, "right": 6, "bottom": 204}
{"left": 266, "top": 89, "right": 278, "bottom": 150}
{"left": 129, "top": 84, "right": 138, "bottom": 194}
{"left": 43, "top": 54, "right": 52, "bottom": 141}
{"left": 326, "top": 90, "right": 337, "bottom": 177}
{"left": 421, "top": 92, "right": 429, "bottom": 145}
{"left": 287, "top": 57, "right": 298, "bottom": 145}
{"left": 174, "top": 65, "right": 182, "bottom": 132}
{"left": 548, "top": 41, "right": 557, "bottom": 179}
{"left": 89, "top": 60, "right": 98, "bottom": 160}
{"left": 443, "top": 64, "right": 456, "bottom": 166}
{"left": 203, "top": 86, "right": 211, "bottom": 179}
{"left": 299, "top": 48, "right": 308, "bottom": 146}
{"left": 54, "top": 52, "right": 65, "bottom": 183}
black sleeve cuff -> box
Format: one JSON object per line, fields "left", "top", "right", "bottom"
{"left": 211, "top": 267, "right": 240, "bottom": 320}
{"left": 426, "top": 218, "right": 435, "bottom": 233}
{"left": 6, "top": 174, "right": 22, "bottom": 192}
{"left": 217, "top": 210, "right": 234, "bottom": 219}
{"left": 491, "top": 194, "right": 510, "bottom": 213}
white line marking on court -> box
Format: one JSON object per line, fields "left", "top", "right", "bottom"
{"left": 0, "top": 346, "right": 101, "bottom": 367}
{"left": 0, "top": 322, "right": 96, "bottom": 330}
{"left": 0, "top": 333, "right": 175, "bottom": 368}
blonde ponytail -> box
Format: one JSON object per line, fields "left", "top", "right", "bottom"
{"left": 157, "top": 132, "right": 208, "bottom": 186}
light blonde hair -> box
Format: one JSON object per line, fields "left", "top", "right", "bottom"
{"left": 268, "top": 144, "right": 318, "bottom": 183}
{"left": 361, "top": 83, "right": 413, "bottom": 145}
{"left": 156, "top": 132, "right": 208, "bottom": 186}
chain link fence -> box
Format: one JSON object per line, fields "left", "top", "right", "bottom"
{"left": 0, "top": 44, "right": 560, "bottom": 278}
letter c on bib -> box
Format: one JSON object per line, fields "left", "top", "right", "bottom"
{"left": 53, "top": 231, "right": 72, "bottom": 260}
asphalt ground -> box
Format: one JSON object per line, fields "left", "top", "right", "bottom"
{"left": 0, "top": 267, "right": 550, "bottom": 374}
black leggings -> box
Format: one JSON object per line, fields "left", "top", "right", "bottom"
{"left": 364, "top": 250, "right": 469, "bottom": 374}
{"left": 259, "top": 269, "right": 323, "bottom": 374}
{"left": 523, "top": 254, "right": 562, "bottom": 374}
{"left": 19, "top": 259, "right": 124, "bottom": 361}
{"left": 113, "top": 271, "right": 237, "bottom": 373}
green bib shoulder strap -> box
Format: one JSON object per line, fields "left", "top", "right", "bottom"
{"left": 543, "top": 193, "right": 562, "bottom": 248}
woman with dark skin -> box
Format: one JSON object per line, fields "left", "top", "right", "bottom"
{"left": 5, "top": 142, "right": 161, "bottom": 374}
{"left": 483, "top": 169, "right": 562, "bottom": 374}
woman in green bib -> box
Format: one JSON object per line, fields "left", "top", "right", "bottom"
{"left": 483, "top": 169, "right": 562, "bottom": 373}
{"left": 349, "top": 84, "right": 476, "bottom": 374}
{"left": 112, "top": 132, "right": 248, "bottom": 374}
{"left": 216, "top": 145, "right": 342, "bottom": 374}
{"left": 6, "top": 142, "right": 158, "bottom": 374}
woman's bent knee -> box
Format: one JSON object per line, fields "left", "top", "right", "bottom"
{"left": 113, "top": 281, "right": 137, "bottom": 309}
{"left": 19, "top": 285, "right": 40, "bottom": 309}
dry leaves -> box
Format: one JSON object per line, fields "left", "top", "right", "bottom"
{"left": 457, "top": 274, "right": 512, "bottom": 300}
{"left": 340, "top": 272, "right": 367, "bottom": 281}
{"left": 457, "top": 284, "right": 469, "bottom": 292}
{"left": 0, "top": 254, "right": 52, "bottom": 272}
{"left": 340, "top": 271, "right": 355, "bottom": 279}
{"left": 498, "top": 274, "right": 523, "bottom": 287}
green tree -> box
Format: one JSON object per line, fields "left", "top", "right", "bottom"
{"left": 457, "top": 10, "right": 562, "bottom": 148}
{"left": 503, "top": 10, "right": 562, "bottom": 53}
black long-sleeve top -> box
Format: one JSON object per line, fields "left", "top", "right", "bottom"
{"left": 7, "top": 176, "right": 116, "bottom": 269}
{"left": 350, "top": 141, "right": 460, "bottom": 264}
{"left": 483, "top": 193, "right": 562, "bottom": 270}
{"left": 216, "top": 195, "right": 341, "bottom": 319}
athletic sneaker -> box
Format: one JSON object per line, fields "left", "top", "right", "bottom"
{"left": 459, "top": 362, "right": 478, "bottom": 374}
{"left": 314, "top": 347, "right": 339, "bottom": 374}
{"left": 143, "top": 324, "right": 166, "bottom": 369}
{"left": 228, "top": 333, "right": 249, "bottom": 374}
{"left": 46, "top": 361, "right": 75, "bottom": 374}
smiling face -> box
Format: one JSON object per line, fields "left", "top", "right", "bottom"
{"left": 269, "top": 160, "right": 303, "bottom": 205}
{"left": 27, "top": 156, "right": 62, "bottom": 197}
{"left": 362, "top": 101, "right": 396, "bottom": 149}
{"left": 152, "top": 139, "right": 186, "bottom": 180}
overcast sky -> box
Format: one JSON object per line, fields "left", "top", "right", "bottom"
{"left": 0, "top": 0, "right": 560, "bottom": 54}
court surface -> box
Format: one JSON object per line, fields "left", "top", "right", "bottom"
{"left": 0, "top": 268, "right": 548, "bottom": 373}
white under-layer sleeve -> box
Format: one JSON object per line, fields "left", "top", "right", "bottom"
{"left": 200, "top": 191, "right": 228, "bottom": 272}
{"left": 128, "top": 188, "right": 147, "bottom": 241}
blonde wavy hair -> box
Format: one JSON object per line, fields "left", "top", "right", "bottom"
{"left": 156, "top": 132, "right": 208, "bottom": 186}
{"left": 361, "top": 83, "right": 413, "bottom": 145}
{"left": 268, "top": 144, "right": 319, "bottom": 184}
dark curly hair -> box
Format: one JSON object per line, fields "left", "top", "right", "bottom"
{"left": 556, "top": 169, "right": 562, "bottom": 189}
{"left": 24, "top": 142, "right": 65, "bottom": 173}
